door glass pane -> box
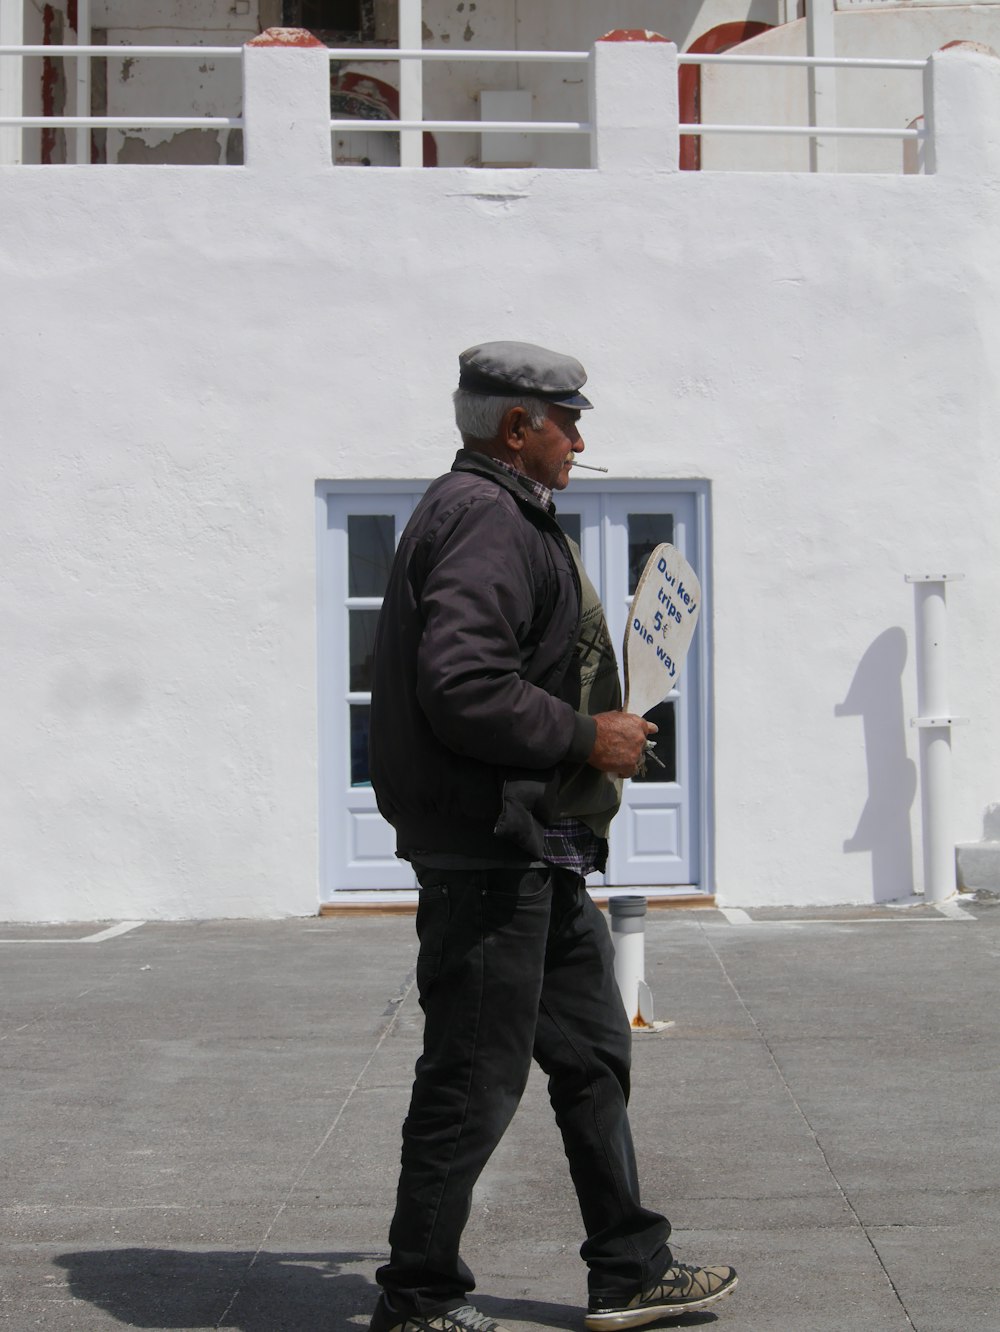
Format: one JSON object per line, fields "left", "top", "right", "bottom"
{"left": 350, "top": 704, "right": 371, "bottom": 786}
{"left": 349, "top": 609, "right": 380, "bottom": 691}
{"left": 557, "top": 512, "right": 582, "bottom": 546}
{"left": 631, "top": 700, "right": 676, "bottom": 784}
{"left": 628, "top": 513, "right": 674, "bottom": 593}
{"left": 348, "top": 514, "right": 395, "bottom": 597}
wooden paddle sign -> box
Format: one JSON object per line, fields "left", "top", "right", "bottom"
{"left": 623, "top": 543, "right": 701, "bottom": 720}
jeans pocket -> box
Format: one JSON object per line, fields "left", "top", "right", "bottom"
{"left": 483, "top": 866, "right": 552, "bottom": 901}
{"left": 415, "top": 881, "right": 452, "bottom": 995}
{"left": 482, "top": 863, "right": 551, "bottom": 905}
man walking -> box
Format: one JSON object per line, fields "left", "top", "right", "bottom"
{"left": 367, "top": 341, "right": 737, "bottom": 1332}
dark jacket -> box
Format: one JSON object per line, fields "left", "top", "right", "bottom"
{"left": 369, "top": 450, "right": 597, "bottom": 862}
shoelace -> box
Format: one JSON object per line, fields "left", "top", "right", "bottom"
{"left": 438, "top": 1307, "right": 498, "bottom": 1332}
{"left": 652, "top": 1264, "right": 699, "bottom": 1295}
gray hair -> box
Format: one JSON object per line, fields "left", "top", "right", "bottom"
{"left": 452, "top": 389, "right": 551, "bottom": 442}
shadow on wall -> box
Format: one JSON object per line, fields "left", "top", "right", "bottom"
{"left": 835, "top": 627, "right": 918, "bottom": 902}
{"left": 54, "top": 1249, "right": 380, "bottom": 1330}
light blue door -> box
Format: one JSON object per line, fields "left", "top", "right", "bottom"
{"left": 318, "top": 482, "right": 710, "bottom": 898}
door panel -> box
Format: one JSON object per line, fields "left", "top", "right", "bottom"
{"left": 319, "top": 489, "right": 420, "bottom": 895}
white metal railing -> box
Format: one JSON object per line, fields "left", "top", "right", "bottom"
{"left": 0, "top": 45, "right": 244, "bottom": 139}
{"left": 0, "top": 42, "right": 929, "bottom": 160}
{"left": 677, "top": 51, "right": 927, "bottom": 144}
{"left": 325, "top": 48, "right": 926, "bottom": 147}
{"left": 325, "top": 48, "right": 593, "bottom": 149}
{"left": 0, "top": 46, "right": 243, "bottom": 56}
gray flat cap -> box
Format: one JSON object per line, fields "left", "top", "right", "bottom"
{"left": 458, "top": 340, "right": 593, "bottom": 410}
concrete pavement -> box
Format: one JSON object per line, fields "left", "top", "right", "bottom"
{"left": 2, "top": 896, "right": 999, "bottom": 1332}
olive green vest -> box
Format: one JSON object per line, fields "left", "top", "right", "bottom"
{"left": 556, "top": 540, "right": 624, "bottom": 840}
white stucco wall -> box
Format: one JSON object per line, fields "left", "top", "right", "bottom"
{"left": 2, "top": 38, "right": 999, "bottom": 919}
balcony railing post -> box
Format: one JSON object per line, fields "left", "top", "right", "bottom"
{"left": 806, "top": 0, "right": 838, "bottom": 172}
{"left": 243, "top": 29, "right": 332, "bottom": 173}
{"left": 589, "top": 34, "right": 679, "bottom": 172}
{"left": 398, "top": 0, "right": 423, "bottom": 168}
{"left": 76, "top": 0, "right": 91, "bottom": 164}
{"left": 924, "top": 41, "right": 1000, "bottom": 177}
{"left": 0, "top": 3, "right": 23, "bottom": 164}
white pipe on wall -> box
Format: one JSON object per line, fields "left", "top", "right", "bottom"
{"left": 907, "top": 574, "right": 966, "bottom": 903}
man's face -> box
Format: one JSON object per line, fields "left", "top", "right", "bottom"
{"left": 519, "top": 405, "right": 585, "bottom": 491}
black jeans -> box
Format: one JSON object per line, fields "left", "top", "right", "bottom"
{"left": 376, "top": 864, "right": 672, "bottom": 1316}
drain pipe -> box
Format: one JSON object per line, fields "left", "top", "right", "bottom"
{"left": 609, "top": 895, "right": 655, "bottom": 1029}
{"left": 906, "top": 573, "right": 966, "bottom": 902}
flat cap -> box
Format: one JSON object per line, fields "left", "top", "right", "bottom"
{"left": 458, "top": 340, "right": 593, "bottom": 410}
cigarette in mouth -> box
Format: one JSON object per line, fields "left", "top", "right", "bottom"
{"left": 567, "top": 461, "right": 609, "bottom": 473}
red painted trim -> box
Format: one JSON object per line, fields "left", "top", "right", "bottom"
{"left": 599, "top": 29, "right": 670, "bottom": 43}
{"left": 248, "top": 27, "right": 327, "bottom": 48}
{"left": 938, "top": 39, "right": 999, "bottom": 56}
{"left": 680, "top": 21, "right": 773, "bottom": 170}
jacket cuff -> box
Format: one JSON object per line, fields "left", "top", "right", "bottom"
{"left": 567, "top": 712, "right": 597, "bottom": 764}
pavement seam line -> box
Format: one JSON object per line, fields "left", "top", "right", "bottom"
{"left": 695, "top": 919, "right": 919, "bottom": 1332}
{"left": 211, "top": 966, "right": 418, "bottom": 1329}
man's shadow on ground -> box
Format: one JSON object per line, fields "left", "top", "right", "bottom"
{"left": 55, "top": 1248, "right": 721, "bottom": 1330}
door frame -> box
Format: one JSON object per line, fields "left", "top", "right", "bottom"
{"left": 316, "top": 478, "right": 714, "bottom": 903}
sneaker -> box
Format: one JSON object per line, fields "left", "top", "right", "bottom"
{"left": 369, "top": 1301, "right": 510, "bottom": 1332}
{"left": 584, "top": 1263, "right": 738, "bottom": 1329}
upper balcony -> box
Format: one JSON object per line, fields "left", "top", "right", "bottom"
{"left": 2, "top": 0, "right": 999, "bottom": 175}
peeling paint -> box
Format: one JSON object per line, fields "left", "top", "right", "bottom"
{"left": 248, "top": 27, "right": 326, "bottom": 48}
{"left": 940, "top": 38, "right": 1000, "bottom": 56}
{"left": 463, "top": 22, "right": 473, "bottom": 42}
{"left": 116, "top": 128, "right": 223, "bottom": 165}
{"left": 422, "top": 21, "right": 433, "bottom": 40}
{"left": 598, "top": 29, "right": 670, "bottom": 44}
{"left": 121, "top": 57, "right": 135, "bottom": 83}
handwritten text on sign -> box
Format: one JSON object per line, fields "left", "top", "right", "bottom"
{"left": 623, "top": 544, "right": 701, "bottom": 719}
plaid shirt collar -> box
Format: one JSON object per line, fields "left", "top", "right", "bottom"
{"left": 493, "top": 458, "right": 554, "bottom": 512}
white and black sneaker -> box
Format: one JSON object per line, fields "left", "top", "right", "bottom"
{"left": 585, "top": 1262, "right": 738, "bottom": 1328}
{"left": 369, "top": 1300, "right": 509, "bottom": 1332}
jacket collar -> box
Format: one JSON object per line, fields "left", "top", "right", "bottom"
{"left": 451, "top": 448, "right": 556, "bottom": 515}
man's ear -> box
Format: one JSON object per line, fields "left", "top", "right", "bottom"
{"left": 500, "top": 405, "right": 529, "bottom": 453}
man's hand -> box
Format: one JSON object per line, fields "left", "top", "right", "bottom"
{"left": 588, "top": 711, "right": 658, "bottom": 778}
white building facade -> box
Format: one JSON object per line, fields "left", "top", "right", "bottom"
{"left": 2, "top": 9, "right": 999, "bottom": 919}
